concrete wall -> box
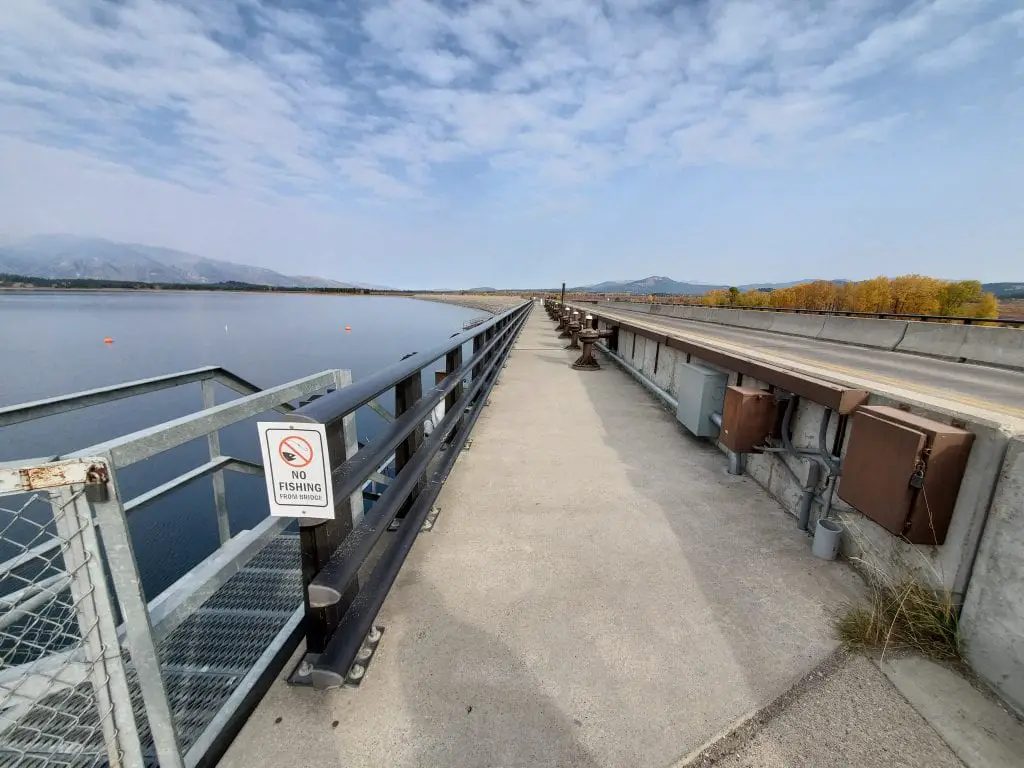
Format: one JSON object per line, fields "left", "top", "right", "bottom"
{"left": 961, "top": 436, "right": 1024, "bottom": 715}
{"left": 594, "top": 301, "right": 1024, "bottom": 370}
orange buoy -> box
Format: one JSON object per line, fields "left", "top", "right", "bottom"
{"left": 103, "top": 337, "right": 114, "bottom": 344}
{"left": 345, "top": 326, "right": 351, "bottom": 332}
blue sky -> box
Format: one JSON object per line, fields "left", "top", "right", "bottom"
{"left": 1, "top": 0, "right": 1021, "bottom": 288}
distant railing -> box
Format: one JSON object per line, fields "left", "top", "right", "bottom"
{"left": 567, "top": 296, "right": 1024, "bottom": 328}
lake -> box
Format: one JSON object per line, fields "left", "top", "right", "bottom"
{"left": 0, "top": 291, "right": 484, "bottom": 596}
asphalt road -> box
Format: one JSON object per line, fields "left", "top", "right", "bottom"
{"left": 586, "top": 306, "right": 1024, "bottom": 421}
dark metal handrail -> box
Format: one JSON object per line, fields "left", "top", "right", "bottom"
{"left": 286, "top": 300, "right": 533, "bottom": 687}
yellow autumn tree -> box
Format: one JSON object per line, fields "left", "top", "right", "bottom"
{"left": 848, "top": 277, "right": 892, "bottom": 312}
{"left": 936, "top": 280, "right": 982, "bottom": 316}
{"left": 890, "top": 275, "right": 942, "bottom": 315}
{"left": 967, "top": 292, "right": 999, "bottom": 319}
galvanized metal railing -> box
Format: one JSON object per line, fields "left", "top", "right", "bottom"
{"left": 0, "top": 368, "right": 345, "bottom": 767}
{"left": 284, "top": 300, "right": 532, "bottom": 689}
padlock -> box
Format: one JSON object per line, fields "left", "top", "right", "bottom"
{"left": 84, "top": 464, "right": 111, "bottom": 503}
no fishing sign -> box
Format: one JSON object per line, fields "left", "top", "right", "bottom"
{"left": 257, "top": 422, "right": 335, "bottom": 519}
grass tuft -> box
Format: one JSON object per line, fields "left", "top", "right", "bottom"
{"left": 836, "top": 578, "right": 962, "bottom": 661}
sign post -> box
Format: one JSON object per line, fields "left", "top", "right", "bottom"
{"left": 257, "top": 423, "right": 335, "bottom": 519}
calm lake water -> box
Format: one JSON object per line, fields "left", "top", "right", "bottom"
{"left": 0, "top": 291, "right": 483, "bottom": 596}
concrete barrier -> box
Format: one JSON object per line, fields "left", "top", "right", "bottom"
{"left": 710, "top": 308, "right": 775, "bottom": 331}
{"left": 896, "top": 323, "right": 970, "bottom": 360}
{"left": 767, "top": 313, "right": 828, "bottom": 339}
{"left": 683, "top": 306, "right": 711, "bottom": 322}
{"left": 897, "top": 323, "right": 1024, "bottom": 370}
{"left": 962, "top": 435, "right": 1024, "bottom": 714}
{"left": 959, "top": 326, "right": 1024, "bottom": 370}
{"left": 816, "top": 315, "right": 909, "bottom": 350}
{"left": 589, "top": 302, "right": 1022, "bottom": 370}
{"left": 663, "top": 306, "right": 690, "bottom": 319}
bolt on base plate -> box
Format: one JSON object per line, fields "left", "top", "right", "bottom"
{"left": 287, "top": 626, "right": 386, "bottom": 687}
{"left": 388, "top": 506, "right": 442, "bottom": 532}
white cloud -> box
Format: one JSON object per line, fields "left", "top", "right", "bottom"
{"left": 0, "top": 0, "right": 1018, "bottom": 211}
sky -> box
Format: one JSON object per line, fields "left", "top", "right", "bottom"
{"left": 0, "top": 0, "right": 1022, "bottom": 289}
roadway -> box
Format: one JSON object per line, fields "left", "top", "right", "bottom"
{"left": 582, "top": 305, "right": 1024, "bottom": 422}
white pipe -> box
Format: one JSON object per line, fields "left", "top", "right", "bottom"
{"left": 595, "top": 343, "right": 678, "bottom": 410}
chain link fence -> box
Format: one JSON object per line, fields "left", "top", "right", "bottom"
{"left": 0, "top": 487, "right": 137, "bottom": 767}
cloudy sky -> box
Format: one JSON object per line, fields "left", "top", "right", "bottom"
{"left": 1, "top": 0, "right": 1021, "bottom": 288}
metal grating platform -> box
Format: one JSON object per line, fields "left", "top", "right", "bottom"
{"left": 0, "top": 532, "right": 302, "bottom": 767}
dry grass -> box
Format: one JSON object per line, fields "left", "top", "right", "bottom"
{"left": 836, "top": 578, "right": 962, "bottom": 661}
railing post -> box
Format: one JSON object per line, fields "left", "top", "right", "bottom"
{"left": 394, "top": 370, "right": 424, "bottom": 519}
{"left": 332, "top": 370, "right": 363, "bottom": 527}
{"left": 51, "top": 484, "right": 147, "bottom": 768}
{"left": 294, "top": 372, "right": 362, "bottom": 680}
{"left": 445, "top": 345, "right": 463, "bottom": 431}
{"left": 472, "top": 333, "right": 486, "bottom": 383}
{"left": 90, "top": 461, "right": 186, "bottom": 768}
{"left": 202, "top": 379, "right": 230, "bottom": 544}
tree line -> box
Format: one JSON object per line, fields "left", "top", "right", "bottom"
{"left": 700, "top": 276, "right": 999, "bottom": 318}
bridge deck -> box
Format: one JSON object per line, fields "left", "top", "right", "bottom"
{"left": 222, "top": 309, "right": 961, "bottom": 767}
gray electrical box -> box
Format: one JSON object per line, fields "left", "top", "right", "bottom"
{"left": 675, "top": 361, "right": 728, "bottom": 438}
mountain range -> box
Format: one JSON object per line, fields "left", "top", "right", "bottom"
{"left": 0, "top": 235, "right": 370, "bottom": 288}
{"left": 571, "top": 276, "right": 835, "bottom": 295}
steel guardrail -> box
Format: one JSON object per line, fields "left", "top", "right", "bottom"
{"left": 285, "top": 300, "right": 533, "bottom": 687}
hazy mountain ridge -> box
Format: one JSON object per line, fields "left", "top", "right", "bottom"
{"left": 0, "top": 235, "right": 358, "bottom": 288}
{"left": 572, "top": 276, "right": 841, "bottom": 295}
{"left": 983, "top": 283, "right": 1024, "bottom": 299}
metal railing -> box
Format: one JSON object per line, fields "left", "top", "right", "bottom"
{"left": 284, "top": 299, "right": 533, "bottom": 689}
{"left": 0, "top": 368, "right": 343, "bottom": 767}
{"left": 566, "top": 295, "right": 1024, "bottom": 328}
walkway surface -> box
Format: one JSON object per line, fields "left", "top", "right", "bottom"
{"left": 222, "top": 309, "right": 968, "bottom": 767}
{"left": 591, "top": 305, "right": 1024, "bottom": 421}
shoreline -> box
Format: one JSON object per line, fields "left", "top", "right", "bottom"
{"left": 410, "top": 293, "right": 526, "bottom": 314}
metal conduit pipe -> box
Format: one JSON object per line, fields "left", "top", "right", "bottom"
{"left": 778, "top": 395, "right": 833, "bottom": 532}
{"left": 709, "top": 412, "right": 745, "bottom": 475}
{"left": 818, "top": 408, "right": 843, "bottom": 475}
{"left": 595, "top": 342, "right": 678, "bottom": 410}
{"left": 597, "top": 342, "right": 748, "bottom": 476}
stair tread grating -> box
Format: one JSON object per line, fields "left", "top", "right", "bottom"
{"left": 200, "top": 567, "right": 302, "bottom": 613}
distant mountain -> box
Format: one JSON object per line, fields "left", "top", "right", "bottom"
{"left": 571, "top": 276, "right": 845, "bottom": 295}
{"left": 983, "top": 282, "right": 1024, "bottom": 299}
{"left": 0, "top": 235, "right": 358, "bottom": 288}
{"left": 573, "top": 276, "right": 724, "bottom": 294}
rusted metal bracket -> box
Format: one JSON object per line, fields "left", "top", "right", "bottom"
{"left": 0, "top": 457, "right": 108, "bottom": 494}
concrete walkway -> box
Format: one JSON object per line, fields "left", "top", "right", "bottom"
{"left": 222, "top": 309, "right": 965, "bottom": 767}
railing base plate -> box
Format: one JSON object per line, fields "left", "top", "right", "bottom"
{"left": 289, "top": 626, "right": 386, "bottom": 688}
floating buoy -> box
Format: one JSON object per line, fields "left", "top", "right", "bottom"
{"left": 103, "top": 337, "right": 114, "bottom": 344}
{"left": 345, "top": 326, "right": 351, "bottom": 332}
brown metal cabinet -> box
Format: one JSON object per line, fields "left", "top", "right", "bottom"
{"left": 837, "top": 406, "right": 974, "bottom": 545}
{"left": 720, "top": 386, "right": 777, "bottom": 452}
